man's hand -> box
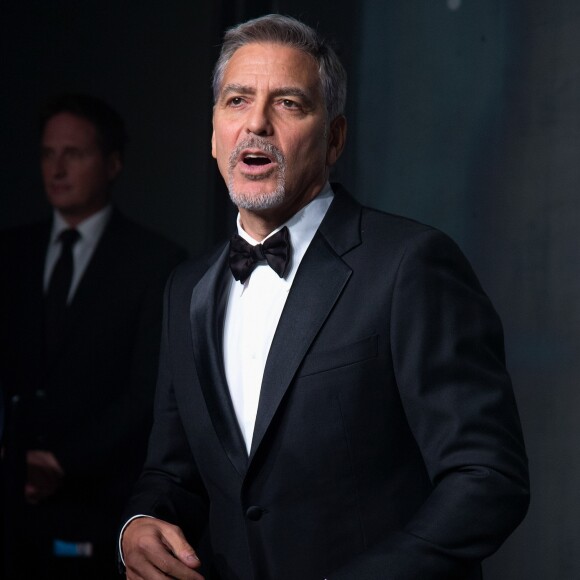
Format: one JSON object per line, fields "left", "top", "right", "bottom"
{"left": 25, "top": 450, "right": 64, "bottom": 504}
{"left": 122, "top": 517, "right": 204, "bottom": 579}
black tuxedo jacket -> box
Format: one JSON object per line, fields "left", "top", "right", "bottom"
{"left": 0, "top": 209, "right": 186, "bottom": 545}
{"left": 124, "top": 186, "right": 529, "bottom": 580}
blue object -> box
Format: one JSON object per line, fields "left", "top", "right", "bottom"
{"left": 53, "top": 539, "right": 93, "bottom": 558}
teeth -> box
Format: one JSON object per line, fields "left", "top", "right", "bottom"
{"left": 245, "top": 154, "right": 267, "bottom": 159}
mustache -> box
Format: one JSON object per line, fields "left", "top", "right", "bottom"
{"left": 228, "top": 136, "right": 285, "bottom": 169}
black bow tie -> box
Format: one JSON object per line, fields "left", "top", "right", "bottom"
{"left": 229, "top": 226, "right": 291, "bottom": 283}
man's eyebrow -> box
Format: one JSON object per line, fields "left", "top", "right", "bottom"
{"left": 220, "top": 83, "right": 255, "bottom": 97}
{"left": 219, "top": 84, "right": 315, "bottom": 106}
{"left": 270, "top": 87, "right": 314, "bottom": 105}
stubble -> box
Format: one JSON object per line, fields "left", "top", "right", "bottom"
{"left": 227, "top": 136, "right": 286, "bottom": 210}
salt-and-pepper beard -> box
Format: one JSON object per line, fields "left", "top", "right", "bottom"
{"left": 227, "top": 137, "right": 286, "bottom": 210}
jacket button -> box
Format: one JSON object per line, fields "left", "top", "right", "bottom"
{"left": 245, "top": 506, "right": 264, "bottom": 521}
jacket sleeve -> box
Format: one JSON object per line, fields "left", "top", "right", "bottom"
{"left": 330, "top": 229, "right": 529, "bottom": 579}
{"left": 120, "top": 268, "right": 209, "bottom": 545}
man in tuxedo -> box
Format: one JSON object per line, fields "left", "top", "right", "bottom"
{"left": 121, "top": 15, "right": 529, "bottom": 580}
{"left": 0, "top": 94, "right": 187, "bottom": 579}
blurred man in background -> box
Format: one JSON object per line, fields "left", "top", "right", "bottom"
{"left": 0, "top": 94, "right": 187, "bottom": 579}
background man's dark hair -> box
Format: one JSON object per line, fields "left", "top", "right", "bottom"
{"left": 38, "top": 93, "right": 127, "bottom": 159}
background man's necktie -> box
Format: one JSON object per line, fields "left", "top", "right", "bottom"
{"left": 229, "top": 226, "right": 291, "bottom": 283}
{"left": 45, "top": 228, "right": 80, "bottom": 357}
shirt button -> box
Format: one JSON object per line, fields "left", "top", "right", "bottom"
{"left": 245, "top": 506, "right": 264, "bottom": 521}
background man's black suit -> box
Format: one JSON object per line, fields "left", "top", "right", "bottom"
{"left": 124, "top": 187, "right": 529, "bottom": 580}
{"left": 0, "top": 209, "right": 186, "bottom": 577}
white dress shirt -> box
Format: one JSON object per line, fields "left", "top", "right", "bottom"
{"left": 44, "top": 206, "right": 112, "bottom": 302}
{"left": 223, "top": 184, "right": 334, "bottom": 453}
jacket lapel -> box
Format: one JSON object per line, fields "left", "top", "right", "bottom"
{"left": 190, "top": 244, "right": 249, "bottom": 476}
{"left": 249, "top": 188, "right": 362, "bottom": 460}
{"left": 23, "top": 223, "right": 52, "bottom": 372}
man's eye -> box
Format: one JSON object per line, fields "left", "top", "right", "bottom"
{"left": 229, "top": 97, "right": 244, "bottom": 106}
{"left": 281, "top": 99, "right": 298, "bottom": 108}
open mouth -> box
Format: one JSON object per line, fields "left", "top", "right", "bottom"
{"left": 243, "top": 153, "right": 272, "bottom": 166}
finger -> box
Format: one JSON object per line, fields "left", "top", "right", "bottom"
{"left": 125, "top": 523, "right": 202, "bottom": 579}
{"left": 126, "top": 569, "right": 168, "bottom": 580}
{"left": 158, "top": 524, "right": 201, "bottom": 569}
{"left": 128, "top": 551, "right": 203, "bottom": 580}
{"left": 126, "top": 565, "right": 169, "bottom": 580}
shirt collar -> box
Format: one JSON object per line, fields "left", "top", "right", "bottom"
{"left": 50, "top": 205, "right": 113, "bottom": 245}
{"left": 234, "top": 182, "right": 334, "bottom": 284}
{"left": 235, "top": 182, "right": 334, "bottom": 245}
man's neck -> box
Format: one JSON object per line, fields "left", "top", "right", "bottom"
{"left": 237, "top": 186, "right": 327, "bottom": 241}
{"left": 237, "top": 212, "right": 284, "bottom": 242}
{"left": 54, "top": 194, "right": 112, "bottom": 228}
{"left": 54, "top": 204, "right": 112, "bottom": 231}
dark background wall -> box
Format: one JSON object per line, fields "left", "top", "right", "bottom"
{"left": 1, "top": 0, "right": 217, "bottom": 250}
{"left": 2, "top": 1, "right": 578, "bottom": 577}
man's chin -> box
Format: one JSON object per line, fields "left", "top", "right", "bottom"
{"left": 228, "top": 186, "right": 285, "bottom": 211}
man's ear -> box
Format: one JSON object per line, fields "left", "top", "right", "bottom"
{"left": 106, "top": 151, "right": 123, "bottom": 181}
{"left": 211, "top": 105, "right": 218, "bottom": 159}
{"left": 326, "top": 115, "right": 347, "bottom": 167}
{"left": 211, "top": 128, "right": 217, "bottom": 159}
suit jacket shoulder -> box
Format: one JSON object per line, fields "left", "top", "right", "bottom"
{"left": 102, "top": 209, "right": 188, "bottom": 270}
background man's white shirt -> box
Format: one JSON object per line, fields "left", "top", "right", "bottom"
{"left": 44, "top": 205, "right": 112, "bottom": 302}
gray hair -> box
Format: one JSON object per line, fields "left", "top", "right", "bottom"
{"left": 212, "top": 14, "right": 347, "bottom": 122}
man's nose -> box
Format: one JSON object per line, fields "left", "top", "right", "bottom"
{"left": 52, "top": 155, "right": 67, "bottom": 177}
{"left": 245, "top": 102, "right": 273, "bottom": 137}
